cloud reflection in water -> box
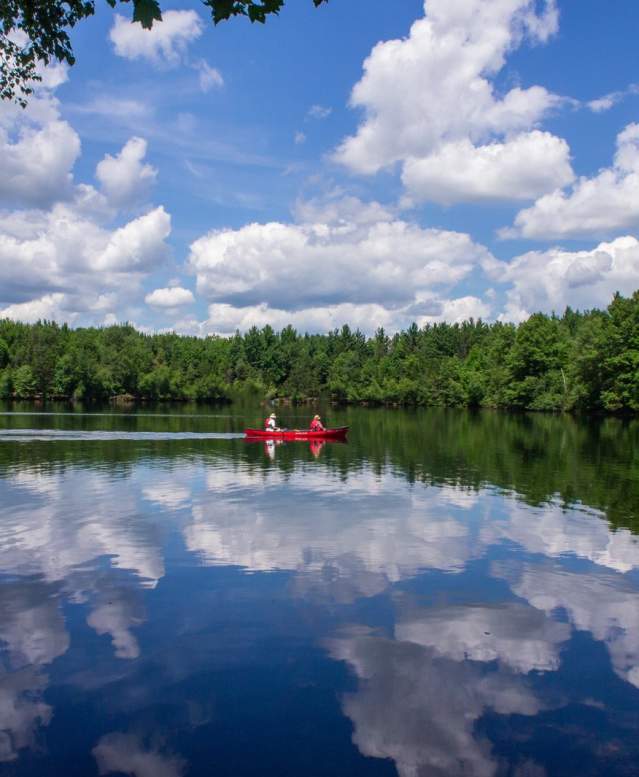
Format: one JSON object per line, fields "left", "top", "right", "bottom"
{"left": 0, "top": 436, "right": 638, "bottom": 774}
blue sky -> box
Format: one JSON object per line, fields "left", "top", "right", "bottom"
{"left": 2, "top": 0, "right": 639, "bottom": 333}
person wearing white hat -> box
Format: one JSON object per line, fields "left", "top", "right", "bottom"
{"left": 264, "top": 412, "right": 279, "bottom": 431}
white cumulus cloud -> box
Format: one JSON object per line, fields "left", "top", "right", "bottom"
{"left": 186, "top": 196, "right": 493, "bottom": 332}
{"left": 0, "top": 205, "right": 171, "bottom": 322}
{"left": 191, "top": 296, "right": 490, "bottom": 337}
{"left": 188, "top": 198, "right": 492, "bottom": 310}
{"left": 109, "top": 10, "right": 203, "bottom": 67}
{"left": 199, "top": 302, "right": 394, "bottom": 336}
{"left": 96, "top": 137, "right": 158, "bottom": 208}
{"left": 486, "top": 235, "right": 639, "bottom": 322}
{"left": 0, "top": 294, "right": 70, "bottom": 325}
{"left": 93, "top": 206, "right": 171, "bottom": 272}
{"left": 0, "top": 120, "right": 80, "bottom": 207}
{"left": 334, "top": 0, "right": 570, "bottom": 204}
{"left": 0, "top": 66, "right": 80, "bottom": 208}
{"left": 145, "top": 287, "right": 195, "bottom": 308}
{"left": 402, "top": 131, "right": 573, "bottom": 205}
{"left": 504, "top": 123, "right": 639, "bottom": 239}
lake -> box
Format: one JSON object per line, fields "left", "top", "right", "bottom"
{"left": 1, "top": 402, "right": 638, "bottom": 776}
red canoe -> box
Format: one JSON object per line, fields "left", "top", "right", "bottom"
{"left": 244, "top": 426, "right": 349, "bottom": 440}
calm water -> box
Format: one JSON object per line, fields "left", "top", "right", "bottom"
{"left": 0, "top": 402, "right": 638, "bottom": 777}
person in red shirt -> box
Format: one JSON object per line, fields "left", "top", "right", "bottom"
{"left": 310, "top": 414, "right": 325, "bottom": 432}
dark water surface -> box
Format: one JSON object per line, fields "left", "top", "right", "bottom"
{"left": 1, "top": 402, "right": 638, "bottom": 777}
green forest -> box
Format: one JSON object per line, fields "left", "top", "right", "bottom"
{"left": 0, "top": 290, "right": 638, "bottom": 413}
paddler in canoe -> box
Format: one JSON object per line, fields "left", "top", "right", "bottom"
{"left": 247, "top": 414, "right": 346, "bottom": 439}
{"left": 310, "top": 414, "right": 325, "bottom": 432}
{"left": 264, "top": 412, "right": 280, "bottom": 431}
{"left": 265, "top": 413, "right": 324, "bottom": 432}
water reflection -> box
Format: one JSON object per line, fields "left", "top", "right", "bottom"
{"left": 310, "top": 440, "right": 326, "bottom": 459}
{"left": 85, "top": 579, "right": 145, "bottom": 660}
{"left": 396, "top": 603, "right": 570, "bottom": 674}
{"left": 328, "top": 631, "right": 546, "bottom": 777}
{"left": 2, "top": 404, "right": 638, "bottom": 533}
{"left": 244, "top": 437, "right": 337, "bottom": 461}
{"left": 0, "top": 467, "right": 166, "bottom": 586}
{"left": 0, "top": 580, "right": 66, "bottom": 762}
{"left": 93, "top": 732, "right": 186, "bottom": 777}
{"left": 495, "top": 561, "right": 639, "bottom": 689}
{"left": 0, "top": 406, "right": 638, "bottom": 775}
{"left": 183, "top": 465, "right": 639, "bottom": 585}
{"left": 184, "top": 469, "right": 483, "bottom": 580}
{"left": 0, "top": 666, "right": 53, "bottom": 763}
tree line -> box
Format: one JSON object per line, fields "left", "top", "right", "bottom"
{"left": 0, "top": 289, "right": 637, "bottom": 413}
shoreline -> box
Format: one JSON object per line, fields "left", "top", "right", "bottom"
{"left": 1, "top": 395, "right": 637, "bottom": 419}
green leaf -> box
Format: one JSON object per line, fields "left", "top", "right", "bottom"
{"left": 132, "top": 0, "right": 162, "bottom": 29}
{"left": 204, "top": 0, "right": 326, "bottom": 25}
